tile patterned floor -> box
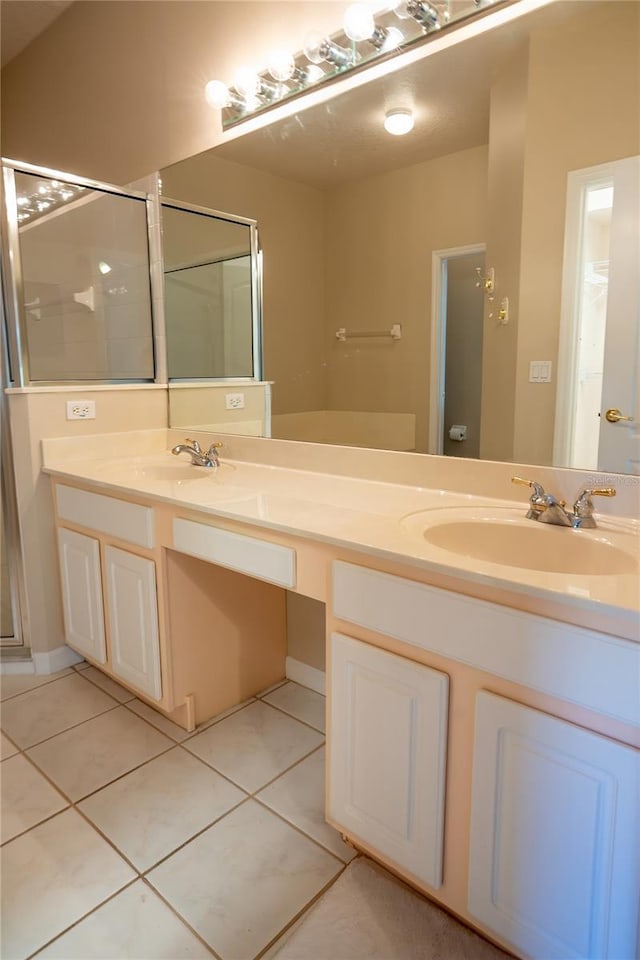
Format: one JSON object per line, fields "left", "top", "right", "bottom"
{"left": 1, "top": 666, "right": 505, "bottom": 960}
{"left": 0, "top": 669, "right": 350, "bottom": 960}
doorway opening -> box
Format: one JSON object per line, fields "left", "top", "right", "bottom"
{"left": 429, "top": 245, "right": 486, "bottom": 457}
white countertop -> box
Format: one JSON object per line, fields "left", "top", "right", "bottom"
{"left": 42, "top": 441, "right": 640, "bottom": 635}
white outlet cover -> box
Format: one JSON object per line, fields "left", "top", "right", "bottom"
{"left": 66, "top": 400, "right": 96, "bottom": 420}
{"left": 225, "top": 392, "right": 245, "bottom": 410}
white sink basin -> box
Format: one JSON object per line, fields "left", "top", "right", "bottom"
{"left": 402, "top": 507, "right": 638, "bottom": 576}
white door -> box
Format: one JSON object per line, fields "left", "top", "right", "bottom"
{"left": 468, "top": 691, "right": 640, "bottom": 960}
{"left": 104, "top": 545, "right": 162, "bottom": 700}
{"left": 57, "top": 528, "right": 106, "bottom": 663}
{"left": 598, "top": 155, "right": 639, "bottom": 472}
{"left": 328, "top": 632, "right": 448, "bottom": 889}
{"left": 556, "top": 155, "right": 640, "bottom": 472}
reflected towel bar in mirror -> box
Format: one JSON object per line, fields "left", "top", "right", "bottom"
{"left": 336, "top": 324, "right": 402, "bottom": 341}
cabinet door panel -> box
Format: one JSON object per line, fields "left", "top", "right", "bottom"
{"left": 469, "top": 692, "right": 640, "bottom": 960}
{"left": 329, "top": 632, "right": 448, "bottom": 889}
{"left": 57, "top": 528, "right": 106, "bottom": 663}
{"left": 104, "top": 546, "right": 161, "bottom": 700}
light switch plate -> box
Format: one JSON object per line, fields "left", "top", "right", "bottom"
{"left": 529, "top": 361, "right": 552, "bottom": 383}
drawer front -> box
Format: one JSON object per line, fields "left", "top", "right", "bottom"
{"left": 56, "top": 484, "right": 155, "bottom": 549}
{"left": 332, "top": 561, "right": 640, "bottom": 726}
{"left": 173, "top": 518, "right": 296, "bottom": 588}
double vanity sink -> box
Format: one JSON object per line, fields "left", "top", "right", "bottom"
{"left": 41, "top": 430, "right": 639, "bottom": 960}
{"left": 44, "top": 438, "right": 638, "bottom": 622}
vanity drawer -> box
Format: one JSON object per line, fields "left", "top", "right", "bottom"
{"left": 56, "top": 484, "right": 155, "bottom": 549}
{"left": 332, "top": 561, "right": 640, "bottom": 726}
{"left": 172, "top": 517, "right": 296, "bottom": 588}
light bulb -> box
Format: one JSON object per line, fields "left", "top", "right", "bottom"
{"left": 344, "top": 4, "right": 375, "bottom": 41}
{"left": 304, "top": 31, "right": 353, "bottom": 68}
{"left": 380, "top": 26, "right": 404, "bottom": 50}
{"left": 303, "top": 31, "right": 326, "bottom": 65}
{"left": 98, "top": 261, "right": 112, "bottom": 275}
{"left": 384, "top": 109, "right": 414, "bottom": 135}
{"left": 268, "top": 50, "right": 295, "bottom": 82}
{"left": 234, "top": 68, "right": 260, "bottom": 98}
{"left": 60, "top": 190, "right": 73, "bottom": 200}
{"left": 204, "top": 80, "right": 232, "bottom": 108}
{"left": 17, "top": 196, "right": 28, "bottom": 206}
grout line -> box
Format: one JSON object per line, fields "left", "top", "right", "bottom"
{"left": 139, "top": 876, "right": 222, "bottom": 960}
{"left": 17, "top": 701, "right": 122, "bottom": 752}
{"left": 181, "top": 697, "right": 258, "bottom": 740}
{"left": 254, "top": 862, "right": 349, "bottom": 960}
{"left": 0, "top": 669, "right": 77, "bottom": 703}
{"left": 22, "top": 876, "right": 140, "bottom": 960}
{"left": 257, "top": 696, "right": 326, "bottom": 735}
{"left": 141, "top": 796, "right": 252, "bottom": 876}
{"left": 70, "top": 740, "right": 178, "bottom": 806}
{"left": 252, "top": 793, "right": 348, "bottom": 866}
{"left": 253, "top": 679, "right": 289, "bottom": 699}
{"left": 74, "top": 666, "right": 136, "bottom": 704}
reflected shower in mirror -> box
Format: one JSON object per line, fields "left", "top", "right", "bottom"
{"left": 162, "top": 202, "right": 259, "bottom": 380}
{"left": 14, "top": 170, "right": 154, "bottom": 381}
{"left": 161, "top": 0, "right": 639, "bottom": 473}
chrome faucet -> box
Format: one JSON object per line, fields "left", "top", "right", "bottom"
{"left": 171, "top": 438, "right": 223, "bottom": 468}
{"left": 511, "top": 476, "right": 615, "bottom": 529}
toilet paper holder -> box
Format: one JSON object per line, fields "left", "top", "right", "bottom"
{"left": 448, "top": 425, "right": 467, "bottom": 442}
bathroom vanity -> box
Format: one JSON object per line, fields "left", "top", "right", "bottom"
{"left": 43, "top": 430, "right": 639, "bottom": 960}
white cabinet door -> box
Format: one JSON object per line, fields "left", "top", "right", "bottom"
{"left": 57, "top": 528, "right": 106, "bottom": 663}
{"left": 328, "top": 632, "right": 449, "bottom": 889}
{"left": 469, "top": 692, "right": 640, "bottom": 960}
{"left": 104, "top": 545, "right": 161, "bottom": 700}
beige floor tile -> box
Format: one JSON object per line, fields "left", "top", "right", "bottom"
{"left": 33, "top": 880, "right": 212, "bottom": 959}
{"left": 26, "top": 706, "right": 173, "bottom": 801}
{"left": 0, "top": 808, "right": 135, "bottom": 960}
{"left": 193, "top": 697, "right": 257, "bottom": 734}
{"left": 257, "top": 747, "right": 356, "bottom": 863}
{"left": 147, "top": 800, "right": 342, "bottom": 960}
{"left": 126, "top": 698, "right": 192, "bottom": 741}
{"left": 0, "top": 730, "right": 19, "bottom": 760}
{"left": 78, "top": 665, "right": 136, "bottom": 702}
{"left": 263, "top": 682, "right": 326, "bottom": 732}
{"left": 79, "top": 747, "right": 246, "bottom": 870}
{"left": 1, "top": 754, "right": 69, "bottom": 843}
{"left": 184, "top": 700, "right": 324, "bottom": 793}
{"left": 269, "top": 856, "right": 512, "bottom": 960}
{"left": 0, "top": 668, "right": 73, "bottom": 702}
{"left": 0, "top": 673, "right": 117, "bottom": 749}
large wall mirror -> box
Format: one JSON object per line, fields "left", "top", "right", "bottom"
{"left": 162, "top": 0, "right": 639, "bottom": 474}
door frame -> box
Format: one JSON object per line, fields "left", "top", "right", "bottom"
{"left": 428, "top": 243, "right": 486, "bottom": 455}
{"left": 553, "top": 156, "right": 638, "bottom": 469}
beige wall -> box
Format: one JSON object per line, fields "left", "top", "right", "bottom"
{"left": 512, "top": 0, "right": 640, "bottom": 466}
{"left": 325, "top": 145, "right": 489, "bottom": 453}
{"left": 1, "top": 1, "right": 350, "bottom": 183}
{"left": 8, "top": 387, "right": 168, "bottom": 655}
{"left": 479, "top": 49, "right": 528, "bottom": 463}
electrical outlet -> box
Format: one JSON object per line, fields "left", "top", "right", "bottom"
{"left": 225, "top": 392, "right": 245, "bottom": 410}
{"left": 66, "top": 400, "right": 96, "bottom": 420}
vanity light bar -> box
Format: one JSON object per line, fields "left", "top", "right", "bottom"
{"left": 205, "top": 0, "right": 508, "bottom": 128}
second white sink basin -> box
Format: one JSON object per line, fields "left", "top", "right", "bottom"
{"left": 402, "top": 508, "right": 638, "bottom": 576}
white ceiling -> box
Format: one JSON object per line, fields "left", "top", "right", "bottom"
{"left": 1, "top": 0, "right": 74, "bottom": 68}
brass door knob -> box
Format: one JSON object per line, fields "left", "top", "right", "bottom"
{"left": 604, "top": 408, "right": 634, "bottom": 424}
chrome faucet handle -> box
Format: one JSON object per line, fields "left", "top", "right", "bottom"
{"left": 571, "top": 487, "right": 616, "bottom": 528}
{"left": 512, "top": 475, "right": 546, "bottom": 500}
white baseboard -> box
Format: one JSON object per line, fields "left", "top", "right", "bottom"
{"left": 0, "top": 656, "right": 35, "bottom": 675}
{"left": 32, "top": 645, "right": 84, "bottom": 675}
{"left": 285, "top": 656, "right": 326, "bottom": 695}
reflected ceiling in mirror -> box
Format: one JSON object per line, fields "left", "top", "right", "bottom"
{"left": 162, "top": 0, "right": 639, "bottom": 474}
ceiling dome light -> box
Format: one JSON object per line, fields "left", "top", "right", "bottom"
{"left": 384, "top": 109, "right": 414, "bottom": 135}
{"left": 98, "top": 261, "right": 112, "bottom": 275}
